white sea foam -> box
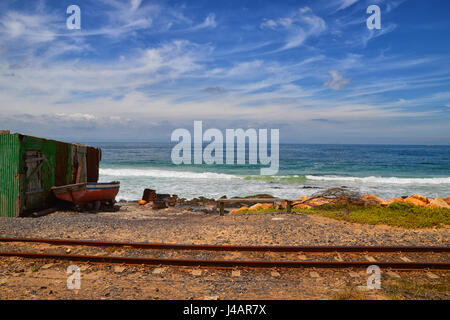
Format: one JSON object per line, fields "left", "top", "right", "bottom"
{"left": 100, "top": 168, "right": 238, "bottom": 180}
{"left": 305, "top": 175, "right": 450, "bottom": 185}
{"left": 101, "top": 168, "right": 450, "bottom": 185}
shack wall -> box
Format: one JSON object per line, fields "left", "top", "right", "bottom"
{"left": 18, "top": 135, "right": 74, "bottom": 214}
{"left": 0, "top": 134, "right": 20, "bottom": 217}
{"left": 0, "top": 133, "right": 101, "bottom": 217}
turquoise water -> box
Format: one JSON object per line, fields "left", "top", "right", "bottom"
{"left": 90, "top": 143, "right": 450, "bottom": 200}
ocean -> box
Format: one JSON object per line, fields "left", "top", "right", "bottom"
{"left": 91, "top": 143, "right": 450, "bottom": 201}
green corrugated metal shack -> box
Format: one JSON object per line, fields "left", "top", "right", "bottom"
{"left": 0, "top": 131, "right": 101, "bottom": 217}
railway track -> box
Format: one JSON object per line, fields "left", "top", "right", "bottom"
{"left": 0, "top": 237, "right": 449, "bottom": 270}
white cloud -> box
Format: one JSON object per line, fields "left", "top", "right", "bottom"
{"left": 261, "top": 7, "right": 326, "bottom": 50}
{"left": 130, "top": 0, "right": 142, "bottom": 12}
{"left": 200, "top": 13, "right": 217, "bottom": 28}
{"left": 189, "top": 13, "right": 217, "bottom": 30}
{"left": 260, "top": 19, "right": 277, "bottom": 29}
{"left": 226, "top": 60, "right": 264, "bottom": 77}
{"left": 0, "top": 1, "right": 448, "bottom": 142}
{"left": 386, "top": 0, "right": 407, "bottom": 13}
{"left": 336, "top": 0, "right": 359, "bottom": 11}
{"left": 0, "top": 39, "right": 211, "bottom": 109}
{"left": 361, "top": 23, "right": 397, "bottom": 47}
{"left": 324, "top": 70, "right": 350, "bottom": 90}
{"left": 0, "top": 11, "right": 60, "bottom": 43}
{"left": 55, "top": 113, "right": 96, "bottom": 121}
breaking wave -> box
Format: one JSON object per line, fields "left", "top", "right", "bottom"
{"left": 243, "top": 175, "right": 307, "bottom": 182}
{"left": 100, "top": 168, "right": 238, "bottom": 180}
{"left": 100, "top": 168, "right": 450, "bottom": 185}
{"left": 305, "top": 175, "right": 450, "bottom": 185}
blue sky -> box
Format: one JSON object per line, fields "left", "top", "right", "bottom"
{"left": 0, "top": 0, "right": 449, "bottom": 144}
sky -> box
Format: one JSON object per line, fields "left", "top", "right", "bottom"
{"left": 0, "top": 0, "right": 449, "bottom": 144}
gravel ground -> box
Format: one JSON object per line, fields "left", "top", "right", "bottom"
{"left": 0, "top": 205, "right": 448, "bottom": 246}
{"left": 0, "top": 205, "right": 448, "bottom": 300}
{"left": 0, "top": 256, "right": 448, "bottom": 300}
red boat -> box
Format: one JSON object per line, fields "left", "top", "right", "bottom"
{"left": 51, "top": 181, "right": 120, "bottom": 205}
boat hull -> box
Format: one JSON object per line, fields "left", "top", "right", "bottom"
{"left": 52, "top": 182, "right": 120, "bottom": 204}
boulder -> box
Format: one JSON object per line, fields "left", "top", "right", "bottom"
{"left": 248, "top": 203, "right": 273, "bottom": 211}
{"left": 404, "top": 197, "right": 426, "bottom": 207}
{"left": 430, "top": 196, "right": 450, "bottom": 209}
{"left": 249, "top": 203, "right": 263, "bottom": 210}
{"left": 236, "top": 206, "right": 248, "bottom": 213}
{"left": 380, "top": 197, "right": 403, "bottom": 207}
{"left": 144, "top": 202, "right": 153, "bottom": 208}
{"left": 404, "top": 194, "right": 430, "bottom": 207}
{"left": 169, "top": 195, "right": 178, "bottom": 206}
{"left": 156, "top": 194, "right": 171, "bottom": 201}
{"left": 142, "top": 189, "right": 157, "bottom": 202}
{"left": 308, "top": 197, "right": 332, "bottom": 207}
{"left": 412, "top": 194, "right": 429, "bottom": 203}
{"left": 293, "top": 203, "right": 312, "bottom": 209}
{"left": 361, "top": 194, "right": 383, "bottom": 204}
{"left": 152, "top": 200, "right": 168, "bottom": 209}
{"left": 261, "top": 203, "right": 273, "bottom": 209}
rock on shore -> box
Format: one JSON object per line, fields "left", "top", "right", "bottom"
{"left": 230, "top": 193, "right": 450, "bottom": 213}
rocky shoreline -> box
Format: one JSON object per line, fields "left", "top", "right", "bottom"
{"left": 129, "top": 190, "right": 450, "bottom": 214}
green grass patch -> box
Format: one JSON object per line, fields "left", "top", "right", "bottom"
{"left": 331, "top": 286, "right": 370, "bottom": 300}
{"left": 229, "top": 202, "right": 450, "bottom": 228}
{"left": 231, "top": 206, "right": 285, "bottom": 214}
{"left": 383, "top": 277, "right": 450, "bottom": 300}
{"left": 293, "top": 202, "right": 450, "bottom": 229}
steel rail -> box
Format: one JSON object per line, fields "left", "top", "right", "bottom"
{"left": 0, "top": 237, "right": 449, "bottom": 253}
{"left": 0, "top": 251, "right": 449, "bottom": 270}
